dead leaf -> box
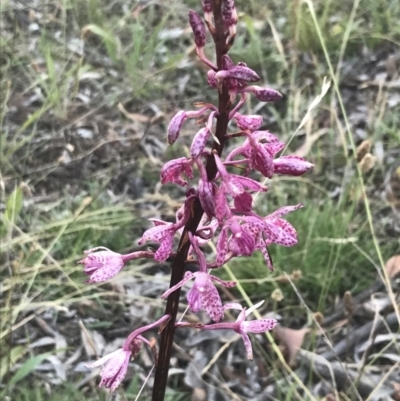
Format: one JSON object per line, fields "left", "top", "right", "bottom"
{"left": 356, "top": 139, "right": 372, "bottom": 162}
{"left": 359, "top": 153, "right": 376, "bottom": 173}
{"left": 385, "top": 255, "right": 400, "bottom": 279}
{"left": 271, "top": 288, "right": 284, "bottom": 302}
{"left": 391, "top": 381, "right": 400, "bottom": 401}
{"left": 191, "top": 387, "right": 207, "bottom": 401}
{"left": 325, "top": 394, "right": 339, "bottom": 401}
{"left": 343, "top": 291, "right": 354, "bottom": 316}
{"left": 274, "top": 325, "right": 310, "bottom": 365}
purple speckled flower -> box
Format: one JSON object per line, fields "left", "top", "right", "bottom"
{"left": 161, "top": 270, "right": 235, "bottom": 322}
{"left": 161, "top": 234, "right": 236, "bottom": 321}
{"left": 199, "top": 301, "right": 277, "bottom": 360}
{"left": 160, "top": 157, "right": 193, "bottom": 186}
{"left": 224, "top": 301, "right": 277, "bottom": 360}
{"left": 79, "top": 247, "right": 125, "bottom": 283}
{"left": 138, "top": 223, "right": 176, "bottom": 262}
{"left": 79, "top": 247, "right": 153, "bottom": 283}
{"left": 86, "top": 348, "right": 131, "bottom": 392}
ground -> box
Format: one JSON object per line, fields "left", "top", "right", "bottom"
{"left": 1, "top": 0, "right": 400, "bottom": 400}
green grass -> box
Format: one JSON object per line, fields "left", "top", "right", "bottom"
{"left": 1, "top": 0, "right": 400, "bottom": 399}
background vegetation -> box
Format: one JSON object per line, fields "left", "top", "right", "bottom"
{"left": 1, "top": 0, "right": 399, "bottom": 399}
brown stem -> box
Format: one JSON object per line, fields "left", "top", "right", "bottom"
{"left": 151, "top": 2, "right": 230, "bottom": 400}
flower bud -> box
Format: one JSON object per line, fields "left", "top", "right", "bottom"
{"left": 216, "top": 66, "right": 260, "bottom": 82}
{"left": 189, "top": 11, "right": 206, "bottom": 48}
{"left": 273, "top": 156, "right": 314, "bottom": 176}
{"left": 222, "top": 0, "right": 238, "bottom": 36}
{"left": 234, "top": 113, "right": 263, "bottom": 131}
{"left": 246, "top": 85, "right": 283, "bottom": 102}
{"left": 190, "top": 127, "right": 211, "bottom": 159}
{"left": 167, "top": 110, "right": 187, "bottom": 145}
{"left": 198, "top": 178, "right": 215, "bottom": 218}
{"left": 201, "top": 0, "right": 213, "bottom": 13}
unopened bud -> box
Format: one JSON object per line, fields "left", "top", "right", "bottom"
{"left": 245, "top": 85, "right": 283, "bottom": 102}
{"left": 234, "top": 113, "right": 263, "bottom": 131}
{"left": 189, "top": 11, "right": 206, "bottom": 48}
{"left": 273, "top": 156, "right": 314, "bottom": 176}
{"left": 222, "top": 0, "right": 238, "bottom": 32}
{"left": 216, "top": 66, "right": 260, "bottom": 82}
{"left": 190, "top": 127, "right": 211, "bottom": 159}
{"left": 167, "top": 110, "right": 187, "bottom": 145}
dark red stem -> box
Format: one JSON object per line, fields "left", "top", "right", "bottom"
{"left": 151, "top": 1, "right": 231, "bottom": 400}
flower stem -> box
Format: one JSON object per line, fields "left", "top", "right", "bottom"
{"left": 151, "top": 2, "right": 230, "bottom": 399}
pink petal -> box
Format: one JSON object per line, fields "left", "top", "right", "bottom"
{"left": 154, "top": 231, "right": 174, "bottom": 262}
{"left": 252, "top": 143, "right": 274, "bottom": 178}
{"left": 160, "top": 157, "right": 193, "bottom": 186}
{"left": 216, "top": 228, "right": 229, "bottom": 267}
{"left": 100, "top": 350, "right": 129, "bottom": 379}
{"left": 223, "top": 302, "right": 243, "bottom": 311}
{"left": 264, "top": 218, "right": 298, "bottom": 246}
{"left": 215, "top": 185, "right": 230, "bottom": 222}
{"left": 85, "top": 349, "right": 121, "bottom": 368}
{"left": 103, "top": 350, "right": 131, "bottom": 392}
{"left": 234, "top": 191, "right": 253, "bottom": 212}
{"left": 210, "top": 275, "right": 236, "bottom": 288}
{"left": 265, "top": 141, "right": 285, "bottom": 155}
{"left": 161, "top": 271, "right": 195, "bottom": 299}
{"left": 198, "top": 178, "right": 216, "bottom": 218}
{"left": 196, "top": 273, "right": 224, "bottom": 322}
{"left": 138, "top": 224, "right": 173, "bottom": 245}
{"left": 252, "top": 130, "right": 280, "bottom": 143}
{"left": 224, "top": 176, "right": 244, "bottom": 196}
{"left": 239, "top": 330, "right": 254, "bottom": 360}
{"left": 80, "top": 250, "right": 125, "bottom": 283}
{"left": 230, "top": 174, "right": 267, "bottom": 192}
{"left": 260, "top": 245, "right": 274, "bottom": 271}
{"left": 187, "top": 284, "right": 202, "bottom": 312}
{"left": 242, "top": 318, "right": 277, "bottom": 334}
{"left": 234, "top": 113, "right": 263, "bottom": 131}
{"left": 267, "top": 204, "right": 303, "bottom": 220}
